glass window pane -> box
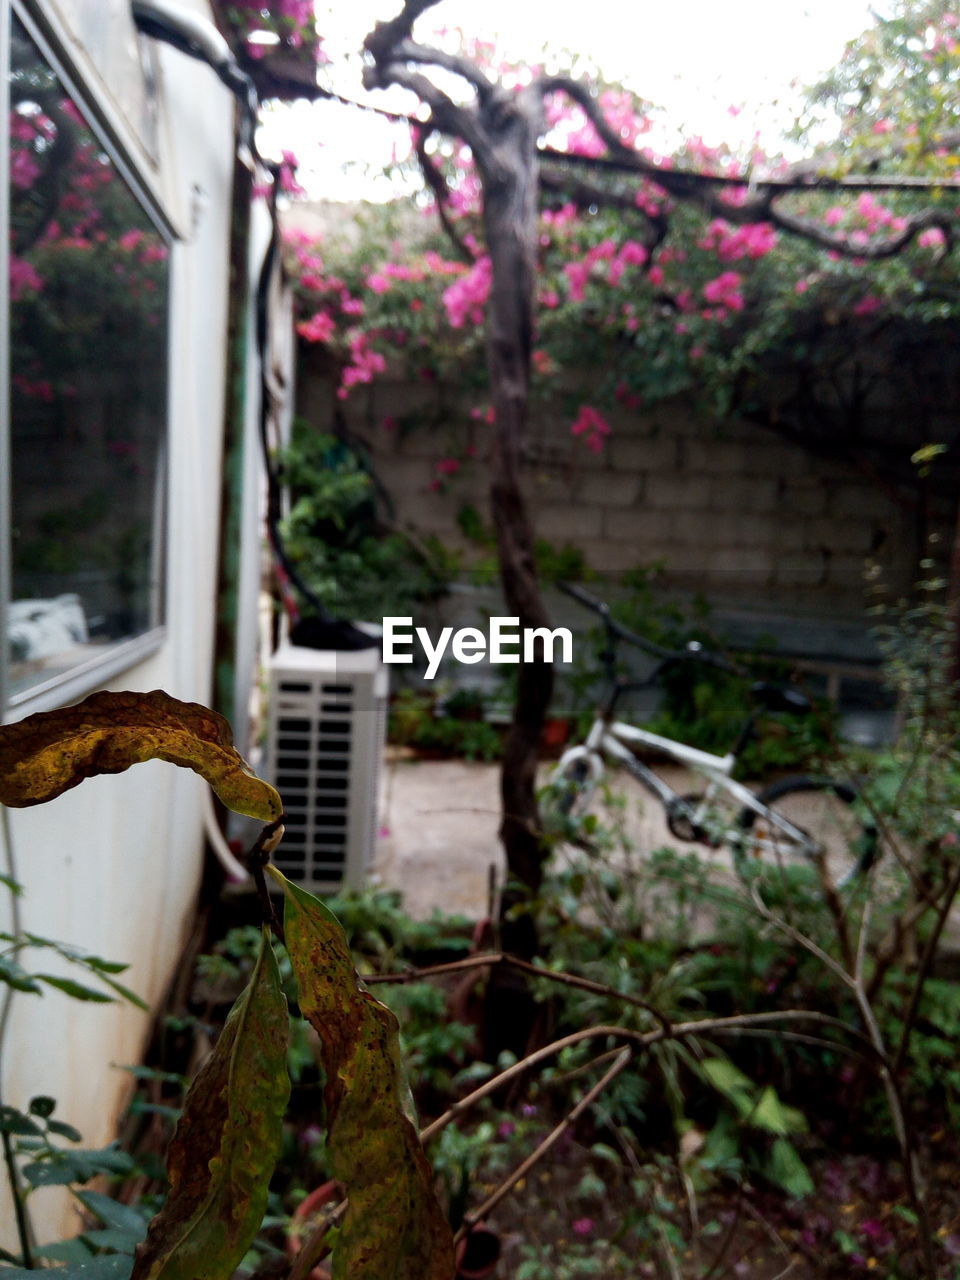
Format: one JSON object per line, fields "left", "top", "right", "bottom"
{"left": 7, "top": 15, "right": 168, "bottom": 701}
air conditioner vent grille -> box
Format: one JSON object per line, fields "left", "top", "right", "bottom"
{"left": 267, "top": 644, "right": 388, "bottom": 892}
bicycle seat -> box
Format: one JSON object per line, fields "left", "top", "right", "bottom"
{"left": 750, "top": 682, "right": 811, "bottom": 715}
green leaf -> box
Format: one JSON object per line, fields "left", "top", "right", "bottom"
{"left": 0, "top": 689, "right": 282, "bottom": 822}
{"left": 0, "top": 1104, "right": 42, "bottom": 1136}
{"left": 271, "top": 866, "right": 455, "bottom": 1280}
{"left": 23, "top": 1144, "right": 135, "bottom": 1187}
{"left": 0, "top": 955, "right": 42, "bottom": 993}
{"left": 74, "top": 1189, "right": 148, "bottom": 1237}
{"left": 131, "top": 928, "right": 289, "bottom": 1280}
{"left": 35, "top": 1238, "right": 95, "bottom": 1262}
{"left": 96, "top": 973, "right": 149, "bottom": 1011}
{"left": 765, "top": 1137, "right": 814, "bottom": 1199}
{"left": 700, "top": 1056, "right": 753, "bottom": 1100}
{"left": 29, "top": 1095, "right": 57, "bottom": 1118}
{"left": 81, "top": 1226, "right": 144, "bottom": 1253}
{"left": 3, "top": 1257, "right": 135, "bottom": 1278}
{"left": 36, "top": 974, "right": 115, "bottom": 1003}
{"left": 48, "top": 1119, "right": 83, "bottom": 1142}
{"left": 751, "top": 1087, "right": 807, "bottom": 1137}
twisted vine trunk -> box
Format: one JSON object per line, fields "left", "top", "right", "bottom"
{"left": 475, "top": 91, "right": 553, "bottom": 983}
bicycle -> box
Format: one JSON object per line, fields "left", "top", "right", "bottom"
{"left": 545, "top": 582, "right": 878, "bottom": 889}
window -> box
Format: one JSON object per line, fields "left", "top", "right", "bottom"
{"left": 4, "top": 7, "right": 169, "bottom": 708}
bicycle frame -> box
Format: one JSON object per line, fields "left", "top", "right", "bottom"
{"left": 555, "top": 711, "right": 811, "bottom": 849}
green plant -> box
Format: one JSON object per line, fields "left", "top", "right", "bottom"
{"left": 388, "top": 686, "right": 503, "bottom": 760}
{"left": 279, "top": 421, "right": 448, "bottom": 620}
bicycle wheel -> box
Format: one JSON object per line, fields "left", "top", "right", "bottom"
{"left": 735, "top": 775, "right": 878, "bottom": 888}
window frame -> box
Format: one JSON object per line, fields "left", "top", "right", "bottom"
{"left": 1, "top": 0, "right": 174, "bottom": 721}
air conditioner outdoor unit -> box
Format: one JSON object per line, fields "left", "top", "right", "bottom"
{"left": 266, "top": 642, "right": 388, "bottom": 892}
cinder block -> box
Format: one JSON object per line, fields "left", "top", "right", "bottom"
{"left": 603, "top": 508, "right": 674, "bottom": 544}
{"left": 609, "top": 437, "right": 680, "bottom": 472}
{"left": 780, "top": 479, "right": 828, "bottom": 517}
{"left": 646, "top": 473, "right": 713, "bottom": 511}
{"left": 575, "top": 540, "right": 657, "bottom": 573}
{"left": 706, "top": 547, "right": 776, "bottom": 583}
{"left": 577, "top": 472, "right": 641, "bottom": 507}
{"left": 774, "top": 553, "right": 828, "bottom": 587}
{"left": 535, "top": 505, "right": 604, "bottom": 541}
{"left": 828, "top": 484, "right": 896, "bottom": 521}
{"left": 709, "top": 475, "right": 780, "bottom": 513}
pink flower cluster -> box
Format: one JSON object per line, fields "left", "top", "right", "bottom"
{"left": 570, "top": 404, "right": 611, "bottom": 453}
{"left": 367, "top": 251, "right": 463, "bottom": 296}
{"left": 698, "top": 219, "right": 777, "bottom": 262}
{"left": 338, "top": 333, "right": 386, "bottom": 399}
{"left": 823, "top": 193, "right": 907, "bottom": 238}
{"left": 442, "top": 256, "right": 492, "bottom": 328}
{"left": 563, "top": 238, "right": 648, "bottom": 301}
{"left": 918, "top": 227, "right": 947, "bottom": 250}
{"left": 9, "top": 257, "right": 43, "bottom": 301}
{"left": 297, "top": 310, "right": 336, "bottom": 343}
{"left": 702, "top": 270, "right": 745, "bottom": 312}
{"left": 10, "top": 148, "right": 40, "bottom": 190}
{"left": 545, "top": 88, "right": 652, "bottom": 159}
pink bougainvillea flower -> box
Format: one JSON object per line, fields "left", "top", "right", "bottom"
{"left": 918, "top": 227, "right": 946, "bottom": 249}
{"left": 572, "top": 1218, "right": 594, "bottom": 1237}
{"left": 296, "top": 310, "right": 335, "bottom": 343}
{"left": 442, "top": 255, "right": 492, "bottom": 327}
{"left": 571, "top": 404, "right": 611, "bottom": 453}
{"left": 702, "top": 270, "right": 744, "bottom": 311}
{"left": 337, "top": 333, "right": 386, "bottom": 398}
{"left": 434, "top": 457, "right": 461, "bottom": 476}
{"left": 9, "top": 257, "right": 43, "bottom": 300}
{"left": 852, "top": 295, "right": 883, "bottom": 317}
{"left": 563, "top": 258, "right": 591, "bottom": 302}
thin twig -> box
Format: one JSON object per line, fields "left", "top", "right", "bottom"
{"left": 1, "top": 1129, "right": 32, "bottom": 1269}
{"left": 893, "top": 853, "right": 960, "bottom": 1073}
{"left": 420, "top": 1010, "right": 877, "bottom": 1144}
{"left": 365, "top": 949, "right": 673, "bottom": 1032}
{"left": 455, "top": 1047, "right": 633, "bottom": 1239}
{"left": 749, "top": 884, "right": 855, "bottom": 988}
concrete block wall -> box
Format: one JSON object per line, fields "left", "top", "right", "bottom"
{"left": 296, "top": 370, "right": 939, "bottom": 618}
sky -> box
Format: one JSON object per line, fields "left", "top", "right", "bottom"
{"left": 260, "top": 0, "right": 894, "bottom": 201}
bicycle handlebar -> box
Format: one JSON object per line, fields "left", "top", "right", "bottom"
{"left": 556, "top": 580, "right": 742, "bottom": 675}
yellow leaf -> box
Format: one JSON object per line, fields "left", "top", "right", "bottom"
{"left": 0, "top": 690, "right": 282, "bottom": 822}
{"left": 270, "top": 867, "right": 455, "bottom": 1280}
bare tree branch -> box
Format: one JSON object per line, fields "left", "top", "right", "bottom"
{"left": 384, "top": 36, "right": 495, "bottom": 100}
{"left": 768, "top": 199, "right": 954, "bottom": 260}
{"left": 413, "top": 127, "right": 476, "bottom": 262}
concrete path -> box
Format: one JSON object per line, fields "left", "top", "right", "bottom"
{"left": 373, "top": 757, "right": 730, "bottom": 920}
{"left": 372, "top": 757, "right": 960, "bottom": 956}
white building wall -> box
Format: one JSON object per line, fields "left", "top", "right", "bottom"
{"left": 1, "top": 0, "right": 243, "bottom": 1249}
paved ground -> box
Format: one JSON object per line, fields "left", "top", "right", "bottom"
{"left": 372, "top": 757, "right": 960, "bottom": 955}
{"left": 373, "top": 757, "right": 734, "bottom": 920}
